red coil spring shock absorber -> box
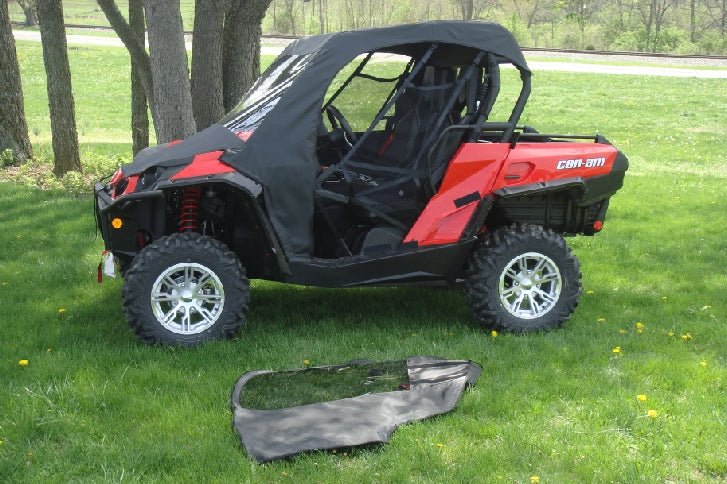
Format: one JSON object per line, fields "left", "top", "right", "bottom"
{"left": 178, "top": 187, "right": 201, "bottom": 232}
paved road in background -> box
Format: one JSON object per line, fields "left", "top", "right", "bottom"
{"left": 13, "top": 29, "right": 727, "bottom": 79}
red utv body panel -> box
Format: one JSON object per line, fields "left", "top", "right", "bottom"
{"left": 404, "top": 142, "right": 620, "bottom": 246}
{"left": 170, "top": 151, "right": 234, "bottom": 181}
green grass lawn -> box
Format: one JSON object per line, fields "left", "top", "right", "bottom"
{"left": 1, "top": 41, "right": 726, "bottom": 482}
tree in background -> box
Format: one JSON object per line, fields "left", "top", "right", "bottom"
{"left": 637, "top": 0, "right": 678, "bottom": 51}
{"left": 223, "top": 0, "right": 273, "bottom": 112}
{"left": 143, "top": 0, "right": 197, "bottom": 142}
{"left": 457, "top": 0, "right": 475, "bottom": 19}
{"left": 191, "top": 0, "right": 226, "bottom": 130}
{"left": 1, "top": 0, "right": 33, "bottom": 165}
{"left": 37, "top": 0, "right": 81, "bottom": 176}
{"left": 96, "top": 0, "right": 158, "bottom": 142}
{"left": 98, "top": 0, "right": 273, "bottom": 141}
{"left": 129, "top": 0, "right": 148, "bottom": 155}
{"left": 16, "top": 0, "right": 38, "bottom": 26}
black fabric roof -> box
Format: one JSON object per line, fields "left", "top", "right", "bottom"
{"left": 282, "top": 21, "right": 530, "bottom": 72}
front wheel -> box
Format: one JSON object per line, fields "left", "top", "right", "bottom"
{"left": 122, "top": 233, "right": 249, "bottom": 345}
{"left": 465, "top": 224, "right": 582, "bottom": 333}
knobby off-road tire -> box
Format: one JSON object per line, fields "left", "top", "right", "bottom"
{"left": 465, "top": 224, "right": 582, "bottom": 333}
{"left": 122, "top": 233, "right": 249, "bottom": 345}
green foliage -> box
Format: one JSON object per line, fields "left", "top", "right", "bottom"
{"left": 698, "top": 31, "right": 727, "bottom": 55}
{"left": 612, "top": 30, "right": 641, "bottom": 51}
{"left": 0, "top": 149, "right": 127, "bottom": 194}
{"left": 1, "top": 149, "right": 14, "bottom": 167}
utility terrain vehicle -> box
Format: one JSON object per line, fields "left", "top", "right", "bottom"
{"left": 95, "top": 21, "right": 628, "bottom": 345}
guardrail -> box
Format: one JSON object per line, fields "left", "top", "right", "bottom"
{"left": 11, "top": 20, "right": 727, "bottom": 61}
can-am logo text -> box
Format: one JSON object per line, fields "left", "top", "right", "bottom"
{"left": 556, "top": 157, "right": 606, "bottom": 170}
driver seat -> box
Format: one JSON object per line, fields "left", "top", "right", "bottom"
{"left": 339, "top": 66, "right": 460, "bottom": 228}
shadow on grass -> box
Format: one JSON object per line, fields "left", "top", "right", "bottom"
{"left": 249, "top": 283, "right": 470, "bottom": 332}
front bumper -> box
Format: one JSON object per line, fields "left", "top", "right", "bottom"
{"left": 94, "top": 182, "right": 165, "bottom": 259}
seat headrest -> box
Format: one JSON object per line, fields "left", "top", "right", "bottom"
{"left": 411, "top": 66, "right": 457, "bottom": 87}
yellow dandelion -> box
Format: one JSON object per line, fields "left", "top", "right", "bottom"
{"left": 635, "top": 322, "right": 645, "bottom": 330}
{"left": 436, "top": 443, "right": 445, "bottom": 448}
{"left": 667, "top": 331, "right": 675, "bottom": 337}
{"left": 636, "top": 394, "right": 647, "bottom": 402}
{"left": 700, "top": 361, "right": 707, "bottom": 368}
{"left": 596, "top": 317, "right": 605, "bottom": 322}
{"left": 618, "top": 329, "right": 627, "bottom": 334}
{"left": 612, "top": 346, "right": 621, "bottom": 354}
{"left": 280, "top": 471, "right": 288, "bottom": 477}
{"left": 681, "top": 333, "right": 693, "bottom": 341}
{"left": 636, "top": 328, "right": 644, "bottom": 334}
{"left": 586, "top": 290, "right": 594, "bottom": 295}
{"left": 58, "top": 308, "right": 66, "bottom": 314}
{"left": 490, "top": 330, "right": 498, "bottom": 338}
{"left": 47, "top": 348, "right": 52, "bottom": 352}
{"left": 531, "top": 476, "right": 541, "bottom": 484}
{"left": 647, "top": 409, "right": 658, "bottom": 418}
{"left": 661, "top": 296, "right": 667, "bottom": 301}
{"left": 303, "top": 359, "right": 311, "bottom": 366}
{"left": 18, "top": 359, "right": 28, "bottom": 366}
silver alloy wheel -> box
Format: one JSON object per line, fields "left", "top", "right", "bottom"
{"left": 150, "top": 262, "right": 225, "bottom": 335}
{"left": 499, "top": 251, "right": 562, "bottom": 319}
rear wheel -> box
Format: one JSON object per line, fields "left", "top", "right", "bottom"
{"left": 465, "top": 224, "right": 581, "bottom": 333}
{"left": 122, "top": 233, "right": 249, "bottom": 345}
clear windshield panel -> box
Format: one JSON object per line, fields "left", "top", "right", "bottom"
{"left": 221, "top": 53, "right": 313, "bottom": 136}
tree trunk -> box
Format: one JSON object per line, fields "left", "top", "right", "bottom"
{"left": 459, "top": 0, "right": 474, "bottom": 20}
{"left": 129, "top": 0, "right": 149, "bottom": 155}
{"left": 222, "top": 0, "right": 272, "bottom": 112}
{"left": 0, "top": 0, "right": 33, "bottom": 165}
{"left": 18, "top": 0, "right": 38, "bottom": 26}
{"left": 143, "top": 0, "right": 197, "bottom": 143}
{"left": 37, "top": 0, "right": 81, "bottom": 176}
{"left": 318, "top": 0, "right": 325, "bottom": 33}
{"left": 96, "top": 0, "right": 160, "bottom": 140}
{"left": 690, "top": 0, "right": 697, "bottom": 43}
{"left": 643, "top": 1, "right": 655, "bottom": 51}
{"left": 192, "top": 0, "right": 225, "bottom": 130}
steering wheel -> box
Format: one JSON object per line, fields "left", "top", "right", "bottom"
{"left": 325, "top": 105, "right": 358, "bottom": 146}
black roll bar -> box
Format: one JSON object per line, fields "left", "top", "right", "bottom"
{"left": 316, "top": 43, "right": 439, "bottom": 188}
{"left": 468, "top": 53, "right": 500, "bottom": 142}
{"left": 322, "top": 52, "right": 374, "bottom": 111}
{"left": 502, "top": 69, "right": 532, "bottom": 142}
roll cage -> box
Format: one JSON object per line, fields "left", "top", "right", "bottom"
{"left": 313, "top": 42, "right": 532, "bottom": 257}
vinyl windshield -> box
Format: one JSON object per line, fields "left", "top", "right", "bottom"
{"left": 221, "top": 54, "right": 313, "bottom": 137}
